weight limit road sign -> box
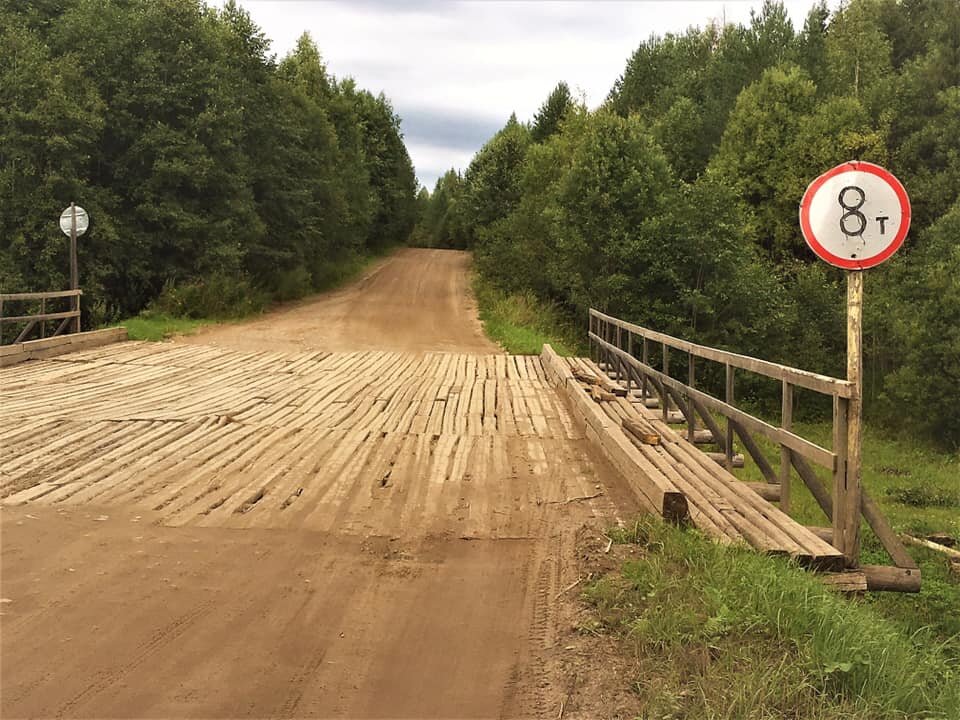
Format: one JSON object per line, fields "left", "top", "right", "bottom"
{"left": 799, "top": 161, "right": 911, "bottom": 270}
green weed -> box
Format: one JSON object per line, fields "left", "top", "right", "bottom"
{"left": 472, "top": 274, "right": 584, "bottom": 356}
{"left": 585, "top": 518, "right": 960, "bottom": 718}
{"left": 119, "top": 313, "right": 210, "bottom": 341}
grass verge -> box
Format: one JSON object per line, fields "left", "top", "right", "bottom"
{"left": 472, "top": 274, "right": 584, "bottom": 356}
{"left": 120, "top": 314, "right": 212, "bottom": 342}
{"left": 583, "top": 518, "right": 960, "bottom": 718}
{"left": 727, "top": 420, "right": 960, "bottom": 649}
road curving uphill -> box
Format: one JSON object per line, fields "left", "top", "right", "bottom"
{"left": 1, "top": 248, "right": 642, "bottom": 718}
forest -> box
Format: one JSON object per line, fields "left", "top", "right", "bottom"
{"left": 1, "top": 0, "right": 418, "bottom": 321}
{"left": 415, "top": 0, "right": 960, "bottom": 449}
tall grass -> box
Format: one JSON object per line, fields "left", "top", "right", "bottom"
{"left": 472, "top": 274, "right": 584, "bottom": 355}
{"left": 588, "top": 518, "right": 960, "bottom": 718}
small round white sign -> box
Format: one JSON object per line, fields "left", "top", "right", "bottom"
{"left": 799, "top": 161, "right": 910, "bottom": 270}
{"left": 59, "top": 205, "right": 89, "bottom": 237}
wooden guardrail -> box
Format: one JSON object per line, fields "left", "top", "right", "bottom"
{"left": 588, "top": 308, "right": 917, "bottom": 586}
{"left": 0, "top": 290, "right": 82, "bottom": 344}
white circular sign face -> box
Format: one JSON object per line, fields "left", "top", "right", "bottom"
{"left": 59, "top": 206, "right": 89, "bottom": 237}
{"left": 799, "top": 161, "right": 910, "bottom": 270}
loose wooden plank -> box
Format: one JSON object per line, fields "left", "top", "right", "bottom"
{"left": 745, "top": 482, "right": 780, "bottom": 501}
{"left": 622, "top": 417, "right": 660, "bottom": 445}
{"left": 862, "top": 565, "right": 921, "bottom": 593}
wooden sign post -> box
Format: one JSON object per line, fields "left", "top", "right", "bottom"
{"left": 59, "top": 203, "right": 89, "bottom": 333}
{"left": 799, "top": 161, "right": 911, "bottom": 566}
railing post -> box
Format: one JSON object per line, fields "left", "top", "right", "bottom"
{"left": 641, "top": 337, "right": 649, "bottom": 401}
{"left": 725, "top": 364, "right": 734, "bottom": 470}
{"left": 832, "top": 395, "right": 850, "bottom": 556}
{"left": 40, "top": 297, "right": 46, "bottom": 339}
{"left": 780, "top": 380, "right": 793, "bottom": 513}
{"left": 589, "top": 313, "right": 595, "bottom": 362}
{"left": 617, "top": 325, "right": 623, "bottom": 382}
{"left": 662, "top": 344, "right": 670, "bottom": 421}
{"left": 687, "top": 353, "right": 696, "bottom": 442}
{"left": 626, "top": 332, "right": 633, "bottom": 394}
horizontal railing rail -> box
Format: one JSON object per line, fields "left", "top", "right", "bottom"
{"left": 589, "top": 309, "right": 855, "bottom": 398}
{"left": 0, "top": 290, "right": 82, "bottom": 344}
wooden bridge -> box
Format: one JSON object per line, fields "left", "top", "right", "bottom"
{"left": 0, "top": 251, "right": 922, "bottom": 718}
{"left": 0, "top": 306, "right": 918, "bottom": 591}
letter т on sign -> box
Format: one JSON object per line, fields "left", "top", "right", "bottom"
{"left": 799, "top": 161, "right": 911, "bottom": 270}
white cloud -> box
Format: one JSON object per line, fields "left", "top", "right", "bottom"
{"left": 218, "top": 0, "right": 830, "bottom": 188}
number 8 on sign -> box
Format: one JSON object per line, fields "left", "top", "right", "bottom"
{"left": 799, "top": 161, "right": 911, "bottom": 270}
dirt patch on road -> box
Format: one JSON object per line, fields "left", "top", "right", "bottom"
{"left": 179, "top": 248, "right": 499, "bottom": 354}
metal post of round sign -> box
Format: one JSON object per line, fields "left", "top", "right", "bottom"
{"left": 799, "top": 160, "right": 910, "bottom": 270}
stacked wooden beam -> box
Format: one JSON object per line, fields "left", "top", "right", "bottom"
{"left": 544, "top": 346, "right": 844, "bottom": 570}
{"left": 540, "top": 345, "right": 688, "bottom": 522}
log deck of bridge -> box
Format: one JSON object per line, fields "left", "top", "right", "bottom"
{"left": 0, "top": 341, "right": 627, "bottom": 535}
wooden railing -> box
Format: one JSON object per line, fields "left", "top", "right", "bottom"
{"left": 588, "top": 308, "right": 916, "bottom": 581}
{"left": 0, "top": 290, "right": 82, "bottom": 344}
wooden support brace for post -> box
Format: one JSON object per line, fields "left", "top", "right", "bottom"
{"left": 730, "top": 419, "right": 778, "bottom": 484}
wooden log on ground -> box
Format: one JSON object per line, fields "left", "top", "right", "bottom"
{"left": 745, "top": 482, "right": 780, "bottom": 501}
{"left": 820, "top": 571, "right": 867, "bottom": 592}
{"left": 643, "top": 397, "right": 660, "bottom": 409}
{"left": 665, "top": 410, "right": 686, "bottom": 424}
{"left": 805, "top": 526, "right": 833, "bottom": 544}
{"left": 691, "top": 428, "right": 716, "bottom": 444}
{"left": 706, "top": 452, "right": 744, "bottom": 468}
{"left": 622, "top": 417, "right": 660, "bottom": 445}
{"left": 901, "top": 534, "right": 960, "bottom": 561}
{"left": 862, "top": 565, "right": 921, "bottom": 593}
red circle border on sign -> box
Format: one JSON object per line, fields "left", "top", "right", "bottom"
{"left": 799, "top": 160, "right": 911, "bottom": 270}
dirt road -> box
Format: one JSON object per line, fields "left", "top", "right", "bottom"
{"left": 180, "top": 248, "right": 498, "bottom": 354}
{"left": 1, "top": 249, "right": 638, "bottom": 718}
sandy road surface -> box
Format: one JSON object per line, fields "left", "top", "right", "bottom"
{"left": 179, "top": 248, "right": 498, "bottom": 354}
{"left": 1, "top": 250, "right": 640, "bottom": 718}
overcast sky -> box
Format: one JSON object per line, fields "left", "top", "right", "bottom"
{"left": 220, "top": 1, "right": 823, "bottom": 190}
